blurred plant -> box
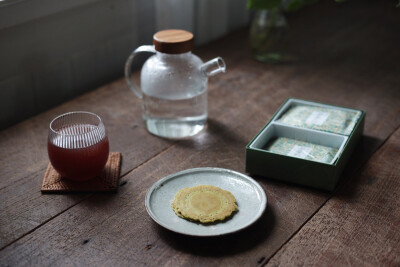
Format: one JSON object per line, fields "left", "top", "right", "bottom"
{"left": 248, "top": 0, "right": 399, "bottom": 63}
{"left": 247, "top": 0, "right": 346, "bottom": 12}
{"left": 247, "top": 0, "right": 348, "bottom": 63}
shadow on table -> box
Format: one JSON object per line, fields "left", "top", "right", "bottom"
{"left": 206, "top": 118, "right": 250, "bottom": 147}
{"left": 333, "top": 134, "right": 383, "bottom": 200}
{"left": 171, "top": 117, "right": 249, "bottom": 153}
{"left": 155, "top": 204, "right": 275, "bottom": 256}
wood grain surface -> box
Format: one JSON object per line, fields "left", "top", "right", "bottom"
{"left": 267, "top": 127, "right": 400, "bottom": 266}
{"left": 1, "top": 0, "right": 400, "bottom": 266}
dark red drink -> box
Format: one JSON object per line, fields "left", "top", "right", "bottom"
{"left": 48, "top": 118, "right": 109, "bottom": 181}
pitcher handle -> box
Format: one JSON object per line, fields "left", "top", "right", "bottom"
{"left": 124, "top": 45, "right": 156, "bottom": 99}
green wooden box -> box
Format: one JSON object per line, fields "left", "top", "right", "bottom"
{"left": 245, "top": 98, "right": 365, "bottom": 191}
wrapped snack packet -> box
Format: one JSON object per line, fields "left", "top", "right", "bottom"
{"left": 264, "top": 137, "right": 338, "bottom": 164}
{"left": 277, "top": 105, "right": 361, "bottom": 135}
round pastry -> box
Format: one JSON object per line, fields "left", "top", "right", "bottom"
{"left": 172, "top": 185, "right": 238, "bottom": 223}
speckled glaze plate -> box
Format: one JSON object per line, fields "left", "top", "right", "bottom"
{"left": 145, "top": 167, "right": 267, "bottom": 237}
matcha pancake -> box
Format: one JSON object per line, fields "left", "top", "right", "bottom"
{"left": 172, "top": 185, "right": 238, "bottom": 223}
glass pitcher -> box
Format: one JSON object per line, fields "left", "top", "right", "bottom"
{"left": 125, "top": 29, "right": 226, "bottom": 139}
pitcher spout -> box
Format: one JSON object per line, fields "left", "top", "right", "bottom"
{"left": 200, "top": 57, "right": 226, "bottom": 77}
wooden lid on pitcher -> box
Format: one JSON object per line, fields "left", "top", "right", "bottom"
{"left": 153, "top": 29, "right": 194, "bottom": 54}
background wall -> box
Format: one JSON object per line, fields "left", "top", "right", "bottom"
{"left": 0, "top": 0, "right": 249, "bottom": 130}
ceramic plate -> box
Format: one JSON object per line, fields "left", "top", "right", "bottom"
{"left": 145, "top": 167, "right": 267, "bottom": 236}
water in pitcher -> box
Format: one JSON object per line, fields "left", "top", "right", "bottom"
{"left": 142, "top": 87, "right": 207, "bottom": 139}
{"left": 124, "top": 30, "right": 226, "bottom": 139}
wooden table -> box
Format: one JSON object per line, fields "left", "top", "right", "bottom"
{"left": 1, "top": 1, "right": 400, "bottom": 266}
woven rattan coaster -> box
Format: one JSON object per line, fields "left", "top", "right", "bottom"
{"left": 41, "top": 152, "right": 122, "bottom": 193}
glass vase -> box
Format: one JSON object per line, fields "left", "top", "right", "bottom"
{"left": 249, "top": 8, "right": 288, "bottom": 63}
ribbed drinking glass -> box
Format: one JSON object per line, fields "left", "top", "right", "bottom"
{"left": 47, "top": 111, "right": 109, "bottom": 181}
